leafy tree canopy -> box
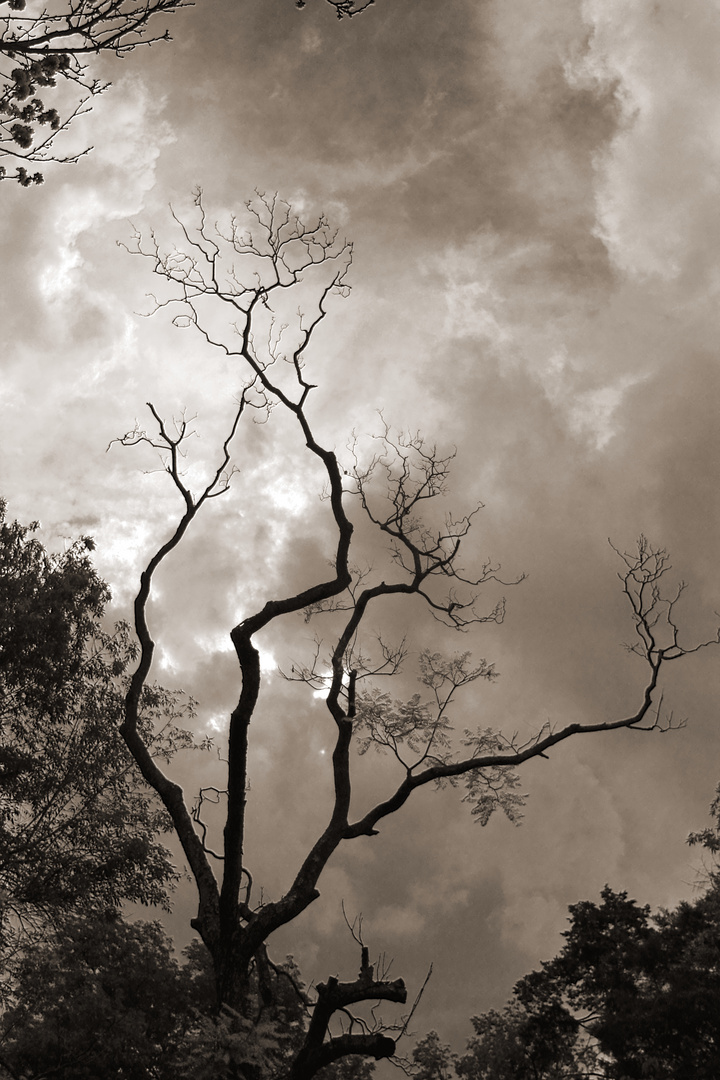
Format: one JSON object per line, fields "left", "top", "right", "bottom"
{"left": 417, "top": 803, "right": 720, "bottom": 1080}
{"left": 0, "top": 499, "right": 199, "bottom": 986}
{"left": 0, "top": 910, "right": 214, "bottom": 1079}
{"left": 507, "top": 881, "right": 720, "bottom": 1080}
{"left": 0, "top": 909, "right": 374, "bottom": 1080}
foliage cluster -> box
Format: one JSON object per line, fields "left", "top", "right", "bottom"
{"left": 410, "top": 802, "right": 720, "bottom": 1079}
{"left": 0, "top": 910, "right": 376, "bottom": 1079}
{"left": 0, "top": 499, "right": 197, "bottom": 998}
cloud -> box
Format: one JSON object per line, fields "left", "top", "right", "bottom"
{"left": 579, "top": 0, "right": 720, "bottom": 284}
{"left": 492, "top": 754, "right": 627, "bottom": 956}
{"left": 40, "top": 75, "right": 174, "bottom": 299}
{"left": 3, "top": 0, "right": 720, "bottom": 1068}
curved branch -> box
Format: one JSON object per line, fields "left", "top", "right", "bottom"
{"left": 118, "top": 395, "right": 247, "bottom": 952}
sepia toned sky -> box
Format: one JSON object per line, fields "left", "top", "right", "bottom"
{"left": 2, "top": 0, "right": 720, "bottom": 1064}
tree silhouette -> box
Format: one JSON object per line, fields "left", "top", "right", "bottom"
{"left": 114, "top": 192, "right": 719, "bottom": 1077}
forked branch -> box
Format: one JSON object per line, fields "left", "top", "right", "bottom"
{"left": 290, "top": 947, "right": 407, "bottom": 1080}
{"left": 113, "top": 393, "right": 251, "bottom": 955}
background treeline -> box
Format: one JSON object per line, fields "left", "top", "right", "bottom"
{"left": 412, "top": 812, "right": 720, "bottom": 1079}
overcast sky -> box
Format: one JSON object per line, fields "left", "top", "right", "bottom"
{"left": 2, "top": 0, "right": 720, "bottom": 1065}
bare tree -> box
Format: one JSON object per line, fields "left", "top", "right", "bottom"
{"left": 0, "top": 0, "right": 375, "bottom": 185}
{"left": 114, "top": 192, "right": 719, "bottom": 1077}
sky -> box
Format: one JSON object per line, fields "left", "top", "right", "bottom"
{"left": 2, "top": 0, "right": 720, "bottom": 1066}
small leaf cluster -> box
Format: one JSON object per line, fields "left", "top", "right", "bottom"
{"left": 354, "top": 648, "right": 522, "bottom": 828}
{"left": 354, "top": 688, "right": 453, "bottom": 766}
{"left": 460, "top": 728, "right": 526, "bottom": 827}
{"left": 0, "top": 52, "right": 67, "bottom": 178}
